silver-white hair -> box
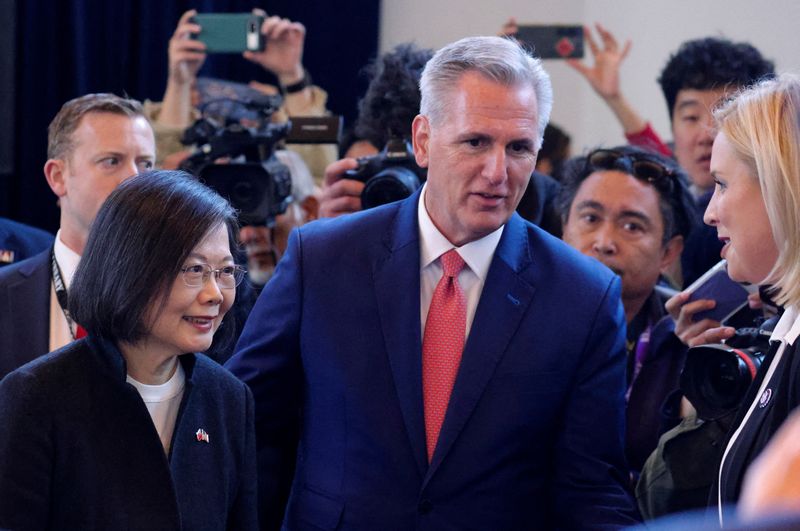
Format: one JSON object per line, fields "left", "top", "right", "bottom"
{"left": 419, "top": 36, "right": 553, "bottom": 149}
{"left": 275, "top": 149, "right": 316, "bottom": 204}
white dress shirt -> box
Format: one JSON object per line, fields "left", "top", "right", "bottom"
{"left": 417, "top": 184, "right": 504, "bottom": 339}
{"left": 49, "top": 230, "right": 82, "bottom": 352}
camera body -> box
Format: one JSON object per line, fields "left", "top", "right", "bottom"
{"left": 344, "top": 137, "right": 427, "bottom": 210}
{"left": 681, "top": 320, "right": 776, "bottom": 420}
{"left": 180, "top": 94, "right": 292, "bottom": 226}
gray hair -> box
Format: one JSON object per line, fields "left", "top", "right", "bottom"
{"left": 419, "top": 36, "right": 553, "bottom": 149}
{"left": 275, "top": 149, "right": 316, "bottom": 204}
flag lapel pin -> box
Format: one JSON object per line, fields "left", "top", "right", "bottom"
{"left": 195, "top": 428, "right": 210, "bottom": 443}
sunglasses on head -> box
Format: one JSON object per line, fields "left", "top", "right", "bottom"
{"left": 586, "top": 149, "right": 676, "bottom": 186}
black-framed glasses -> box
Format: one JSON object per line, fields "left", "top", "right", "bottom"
{"left": 180, "top": 264, "right": 246, "bottom": 289}
{"left": 586, "top": 149, "right": 676, "bottom": 187}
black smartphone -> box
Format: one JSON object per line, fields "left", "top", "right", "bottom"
{"left": 514, "top": 24, "right": 584, "bottom": 59}
{"left": 686, "top": 260, "right": 752, "bottom": 323}
{"left": 192, "top": 13, "right": 265, "bottom": 53}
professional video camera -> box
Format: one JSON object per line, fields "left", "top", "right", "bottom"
{"left": 180, "top": 93, "right": 292, "bottom": 226}
{"left": 180, "top": 78, "right": 341, "bottom": 225}
{"left": 681, "top": 316, "right": 779, "bottom": 420}
{"left": 344, "top": 137, "right": 427, "bottom": 210}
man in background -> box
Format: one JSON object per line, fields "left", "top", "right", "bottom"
{"left": 0, "top": 93, "right": 155, "bottom": 378}
{"left": 0, "top": 218, "right": 53, "bottom": 268}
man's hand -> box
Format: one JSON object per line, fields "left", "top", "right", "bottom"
{"left": 243, "top": 10, "right": 306, "bottom": 86}
{"left": 666, "top": 291, "right": 735, "bottom": 347}
{"left": 566, "top": 24, "right": 630, "bottom": 101}
{"left": 319, "top": 158, "right": 363, "bottom": 218}
{"left": 168, "top": 10, "right": 206, "bottom": 86}
{"left": 740, "top": 407, "right": 800, "bottom": 519}
{"left": 564, "top": 24, "right": 648, "bottom": 136}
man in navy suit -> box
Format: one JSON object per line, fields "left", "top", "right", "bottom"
{"left": 227, "top": 36, "right": 639, "bottom": 530}
{"left": 0, "top": 217, "right": 53, "bottom": 268}
{"left": 0, "top": 94, "right": 155, "bottom": 379}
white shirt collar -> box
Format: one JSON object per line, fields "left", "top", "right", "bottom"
{"left": 770, "top": 304, "right": 800, "bottom": 346}
{"left": 53, "top": 229, "right": 82, "bottom": 288}
{"left": 417, "top": 184, "right": 504, "bottom": 281}
{"left": 126, "top": 362, "right": 186, "bottom": 402}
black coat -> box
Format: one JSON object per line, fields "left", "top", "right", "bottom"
{"left": 715, "top": 312, "right": 800, "bottom": 519}
{"left": 0, "top": 336, "right": 258, "bottom": 531}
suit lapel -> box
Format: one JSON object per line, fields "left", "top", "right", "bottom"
{"left": 425, "top": 214, "right": 536, "bottom": 482}
{"left": 373, "top": 191, "right": 428, "bottom": 476}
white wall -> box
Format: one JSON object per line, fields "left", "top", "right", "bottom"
{"left": 380, "top": 0, "right": 800, "bottom": 154}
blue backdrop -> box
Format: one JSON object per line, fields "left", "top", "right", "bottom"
{"left": 3, "top": 0, "right": 379, "bottom": 230}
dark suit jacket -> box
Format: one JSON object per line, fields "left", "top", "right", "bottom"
{"left": 0, "top": 249, "right": 50, "bottom": 378}
{"left": 0, "top": 217, "right": 53, "bottom": 267}
{"left": 715, "top": 337, "right": 800, "bottom": 514}
{"left": 0, "top": 336, "right": 258, "bottom": 531}
{"left": 626, "top": 297, "right": 688, "bottom": 473}
{"left": 226, "top": 190, "right": 640, "bottom": 530}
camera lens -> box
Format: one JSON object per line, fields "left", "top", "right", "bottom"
{"left": 361, "top": 167, "right": 422, "bottom": 210}
{"left": 682, "top": 344, "right": 765, "bottom": 420}
{"left": 704, "top": 352, "right": 747, "bottom": 408}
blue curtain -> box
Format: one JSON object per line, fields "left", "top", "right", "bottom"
{"left": 7, "top": 0, "right": 379, "bottom": 230}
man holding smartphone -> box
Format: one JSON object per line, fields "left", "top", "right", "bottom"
{"left": 149, "top": 9, "right": 336, "bottom": 180}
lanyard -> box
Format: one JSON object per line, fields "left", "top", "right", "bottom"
{"left": 625, "top": 323, "right": 652, "bottom": 402}
{"left": 51, "top": 247, "right": 81, "bottom": 341}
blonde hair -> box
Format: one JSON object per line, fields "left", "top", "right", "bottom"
{"left": 714, "top": 74, "right": 800, "bottom": 307}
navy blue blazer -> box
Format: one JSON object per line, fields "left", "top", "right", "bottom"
{"left": 0, "top": 336, "right": 258, "bottom": 530}
{"left": 0, "top": 249, "right": 51, "bottom": 378}
{"left": 0, "top": 217, "right": 53, "bottom": 267}
{"left": 227, "top": 190, "right": 640, "bottom": 530}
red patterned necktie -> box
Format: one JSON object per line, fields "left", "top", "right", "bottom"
{"left": 422, "top": 249, "right": 467, "bottom": 461}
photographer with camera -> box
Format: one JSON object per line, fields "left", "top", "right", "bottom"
{"left": 147, "top": 9, "right": 336, "bottom": 180}
{"left": 319, "top": 43, "right": 433, "bottom": 218}
{"left": 238, "top": 149, "right": 319, "bottom": 287}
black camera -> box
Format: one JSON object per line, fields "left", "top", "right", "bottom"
{"left": 344, "top": 137, "right": 427, "bottom": 210}
{"left": 681, "top": 318, "right": 777, "bottom": 420}
{"left": 180, "top": 94, "right": 292, "bottom": 226}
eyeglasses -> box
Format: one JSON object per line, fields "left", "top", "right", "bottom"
{"left": 586, "top": 148, "right": 694, "bottom": 239}
{"left": 587, "top": 149, "right": 676, "bottom": 188}
{"left": 180, "top": 264, "right": 246, "bottom": 289}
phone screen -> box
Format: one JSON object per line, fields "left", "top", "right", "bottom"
{"left": 514, "top": 25, "right": 584, "bottom": 59}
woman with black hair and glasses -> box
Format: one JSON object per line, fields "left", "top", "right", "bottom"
{"left": 0, "top": 171, "right": 257, "bottom": 530}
